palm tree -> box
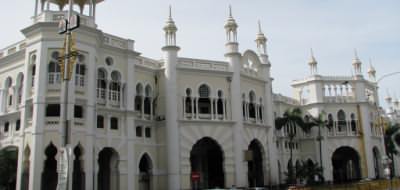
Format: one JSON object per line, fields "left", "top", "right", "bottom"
{"left": 0, "top": 149, "right": 18, "bottom": 190}
{"left": 384, "top": 123, "right": 400, "bottom": 177}
{"left": 295, "top": 160, "right": 323, "bottom": 185}
{"left": 275, "top": 108, "right": 308, "bottom": 184}
{"left": 305, "top": 112, "right": 328, "bottom": 183}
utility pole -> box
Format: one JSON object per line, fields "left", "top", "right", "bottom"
{"left": 56, "top": 0, "right": 80, "bottom": 189}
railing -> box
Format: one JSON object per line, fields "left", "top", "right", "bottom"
{"left": 33, "top": 11, "right": 96, "bottom": 28}
{"left": 323, "top": 96, "right": 356, "bottom": 103}
{"left": 178, "top": 58, "right": 229, "bottom": 72}
{"left": 0, "top": 40, "right": 26, "bottom": 59}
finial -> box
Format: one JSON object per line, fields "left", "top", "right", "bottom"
{"left": 229, "top": 5, "right": 232, "bottom": 17}
{"left": 310, "top": 48, "right": 315, "bottom": 58}
{"left": 258, "top": 20, "right": 262, "bottom": 34}
{"left": 169, "top": 5, "right": 172, "bottom": 19}
{"left": 309, "top": 48, "right": 317, "bottom": 64}
{"left": 354, "top": 48, "right": 359, "bottom": 59}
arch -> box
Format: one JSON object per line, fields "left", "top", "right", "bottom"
{"left": 0, "top": 146, "right": 18, "bottom": 190}
{"left": 190, "top": 137, "right": 225, "bottom": 189}
{"left": 331, "top": 146, "right": 361, "bottom": 183}
{"left": 73, "top": 144, "right": 85, "bottom": 190}
{"left": 4, "top": 77, "right": 12, "bottom": 88}
{"left": 48, "top": 61, "right": 61, "bottom": 84}
{"left": 337, "top": 110, "right": 347, "bottom": 132}
{"left": 138, "top": 153, "right": 153, "bottom": 190}
{"left": 144, "top": 85, "right": 152, "bottom": 115}
{"left": 98, "top": 147, "right": 119, "bottom": 190}
{"left": 198, "top": 84, "right": 211, "bottom": 114}
{"left": 109, "top": 71, "right": 121, "bottom": 102}
{"left": 247, "top": 139, "right": 265, "bottom": 187}
{"left": 97, "top": 68, "right": 107, "bottom": 99}
{"left": 372, "top": 147, "right": 381, "bottom": 179}
{"left": 242, "top": 50, "right": 262, "bottom": 69}
{"left": 42, "top": 143, "right": 58, "bottom": 190}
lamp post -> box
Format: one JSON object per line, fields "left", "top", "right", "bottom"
{"left": 382, "top": 156, "right": 393, "bottom": 190}
{"left": 56, "top": 0, "right": 80, "bottom": 190}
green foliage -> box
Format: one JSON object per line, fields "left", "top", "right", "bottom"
{"left": 295, "top": 160, "right": 323, "bottom": 185}
{"left": 384, "top": 124, "right": 400, "bottom": 156}
{"left": 0, "top": 149, "right": 18, "bottom": 189}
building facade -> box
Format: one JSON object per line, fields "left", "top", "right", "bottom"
{"left": 0, "top": 0, "right": 396, "bottom": 190}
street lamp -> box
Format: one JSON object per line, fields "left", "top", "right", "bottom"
{"left": 382, "top": 156, "right": 393, "bottom": 190}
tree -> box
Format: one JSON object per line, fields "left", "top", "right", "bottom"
{"left": 275, "top": 108, "right": 308, "bottom": 184}
{"left": 305, "top": 112, "right": 328, "bottom": 183}
{"left": 0, "top": 149, "right": 18, "bottom": 190}
{"left": 384, "top": 123, "right": 400, "bottom": 177}
{"left": 295, "top": 160, "right": 323, "bottom": 185}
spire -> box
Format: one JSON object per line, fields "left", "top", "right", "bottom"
{"left": 225, "top": 5, "right": 238, "bottom": 43}
{"left": 255, "top": 20, "right": 267, "bottom": 55}
{"left": 163, "top": 5, "right": 178, "bottom": 46}
{"left": 352, "top": 49, "right": 362, "bottom": 75}
{"left": 367, "top": 58, "right": 376, "bottom": 81}
{"left": 308, "top": 48, "right": 318, "bottom": 75}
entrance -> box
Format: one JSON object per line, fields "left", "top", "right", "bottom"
{"left": 331, "top": 146, "right": 361, "bottom": 183}
{"left": 0, "top": 146, "right": 18, "bottom": 190}
{"left": 139, "top": 153, "right": 152, "bottom": 190}
{"left": 190, "top": 137, "right": 224, "bottom": 189}
{"left": 98, "top": 148, "right": 119, "bottom": 190}
{"left": 42, "top": 143, "right": 58, "bottom": 190}
{"left": 247, "top": 140, "right": 264, "bottom": 187}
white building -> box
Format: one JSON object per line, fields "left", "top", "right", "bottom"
{"left": 0, "top": 0, "right": 396, "bottom": 190}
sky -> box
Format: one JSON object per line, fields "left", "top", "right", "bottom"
{"left": 0, "top": 0, "right": 399, "bottom": 109}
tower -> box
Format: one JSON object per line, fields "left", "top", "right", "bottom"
{"left": 224, "top": 6, "right": 246, "bottom": 187}
{"left": 352, "top": 50, "right": 362, "bottom": 76}
{"left": 308, "top": 49, "right": 318, "bottom": 75}
{"left": 162, "top": 6, "right": 181, "bottom": 190}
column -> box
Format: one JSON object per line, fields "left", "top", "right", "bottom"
{"left": 191, "top": 97, "right": 194, "bottom": 119}
{"left": 222, "top": 98, "right": 226, "bottom": 120}
{"left": 210, "top": 97, "right": 214, "bottom": 120}
{"left": 195, "top": 97, "right": 199, "bottom": 119}
{"left": 183, "top": 96, "right": 186, "bottom": 119}
{"left": 255, "top": 104, "right": 259, "bottom": 123}
{"left": 150, "top": 97, "right": 153, "bottom": 120}
{"left": 0, "top": 89, "right": 5, "bottom": 113}
{"left": 141, "top": 96, "right": 144, "bottom": 119}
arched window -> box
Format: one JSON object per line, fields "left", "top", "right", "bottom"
{"left": 350, "top": 113, "right": 357, "bottom": 133}
{"left": 135, "top": 84, "right": 143, "bottom": 111}
{"left": 75, "top": 55, "right": 85, "bottom": 87}
{"left": 17, "top": 74, "right": 24, "bottom": 104}
{"left": 185, "top": 88, "right": 192, "bottom": 114}
{"left": 5, "top": 77, "right": 13, "bottom": 107}
{"left": 30, "top": 55, "right": 36, "bottom": 87}
{"left": 198, "top": 84, "right": 211, "bottom": 114}
{"left": 327, "top": 114, "right": 334, "bottom": 129}
{"left": 217, "top": 90, "right": 224, "bottom": 115}
{"left": 97, "top": 69, "right": 107, "bottom": 100}
{"left": 337, "top": 110, "right": 347, "bottom": 132}
{"left": 48, "top": 51, "right": 61, "bottom": 84}
{"left": 249, "top": 91, "right": 256, "bottom": 119}
{"left": 97, "top": 115, "right": 104, "bottom": 128}
{"left": 109, "top": 71, "right": 121, "bottom": 103}
{"left": 110, "top": 117, "right": 118, "bottom": 130}
{"left": 144, "top": 85, "right": 152, "bottom": 115}
{"left": 258, "top": 98, "right": 263, "bottom": 121}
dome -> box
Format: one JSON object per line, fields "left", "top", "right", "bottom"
{"left": 163, "top": 7, "right": 177, "bottom": 33}
{"left": 367, "top": 65, "right": 376, "bottom": 75}
{"left": 224, "top": 6, "right": 238, "bottom": 30}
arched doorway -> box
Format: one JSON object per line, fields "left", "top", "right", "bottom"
{"left": 190, "top": 137, "right": 224, "bottom": 189}
{"left": 73, "top": 145, "right": 85, "bottom": 190}
{"left": 98, "top": 148, "right": 119, "bottom": 190}
{"left": 247, "top": 140, "right": 264, "bottom": 187}
{"left": 42, "top": 143, "right": 58, "bottom": 190}
{"left": 331, "top": 146, "right": 361, "bottom": 183}
{"left": 21, "top": 146, "right": 31, "bottom": 190}
{"left": 372, "top": 147, "right": 381, "bottom": 179}
{"left": 0, "top": 146, "right": 18, "bottom": 190}
{"left": 139, "top": 153, "right": 152, "bottom": 190}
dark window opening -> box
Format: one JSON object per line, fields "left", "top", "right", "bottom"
{"left": 185, "top": 97, "right": 192, "bottom": 113}
{"left": 74, "top": 106, "right": 83, "bottom": 118}
{"left": 144, "top": 98, "right": 151, "bottom": 114}
{"left": 110, "top": 117, "right": 118, "bottom": 130}
{"left": 136, "top": 126, "right": 142, "bottom": 137}
{"left": 97, "top": 115, "right": 104, "bottom": 129}
{"left": 4, "top": 122, "right": 10, "bottom": 132}
{"left": 198, "top": 98, "right": 210, "bottom": 114}
{"left": 46, "top": 104, "right": 60, "bottom": 117}
{"left": 145, "top": 127, "right": 151, "bottom": 138}
{"left": 249, "top": 103, "right": 256, "bottom": 118}
{"left": 16, "top": 120, "right": 20, "bottom": 131}
{"left": 217, "top": 99, "right": 223, "bottom": 115}
{"left": 135, "top": 96, "right": 142, "bottom": 111}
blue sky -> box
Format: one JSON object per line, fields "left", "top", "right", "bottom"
{"left": 1, "top": 0, "right": 399, "bottom": 108}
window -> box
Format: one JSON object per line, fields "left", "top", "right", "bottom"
{"left": 198, "top": 84, "right": 211, "bottom": 114}
{"left": 109, "top": 71, "right": 121, "bottom": 102}
{"left": 97, "top": 115, "right": 104, "bottom": 128}
{"left": 136, "top": 126, "right": 142, "bottom": 137}
{"left": 4, "top": 122, "right": 9, "bottom": 132}
{"left": 217, "top": 90, "right": 223, "bottom": 115}
{"left": 327, "top": 114, "right": 334, "bottom": 128}
{"left": 144, "top": 85, "right": 152, "bottom": 115}
{"left": 97, "top": 69, "right": 107, "bottom": 99}
{"left": 337, "top": 110, "right": 346, "bottom": 132}
{"left": 8, "top": 95, "right": 13, "bottom": 106}
{"left": 105, "top": 57, "right": 114, "bottom": 66}
{"left": 75, "top": 61, "right": 86, "bottom": 87}
{"left": 31, "top": 64, "right": 36, "bottom": 87}
{"left": 110, "top": 117, "right": 118, "bottom": 130}
{"left": 350, "top": 113, "right": 357, "bottom": 132}
{"left": 48, "top": 61, "right": 61, "bottom": 84}
{"left": 16, "top": 120, "right": 20, "bottom": 131}
{"left": 185, "top": 88, "right": 192, "bottom": 114}
{"left": 145, "top": 127, "right": 151, "bottom": 138}
{"left": 249, "top": 91, "right": 256, "bottom": 118}
{"left": 74, "top": 106, "right": 83, "bottom": 118}
{"left": 135, "top": 84, "right": 143, "bottom": 111}
{"left": 17, "top": 74, "right": 24, "bottom": 104}
{"left": 46, "top": 104, "right": 60, "bottom": 117}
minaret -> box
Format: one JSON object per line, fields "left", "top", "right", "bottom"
{"left": 367, "top": 59, "right": 376, "bottom": 81}
{"left": 352, "top": 49, "right": 362, "bottom": 76}
{"left": 308, "top": 49, "right": 318, "bottom": 75}
{"left": 224, "top": 6, "right": 246, "bottom": 187}
{"left": 162, "top": 6, "right": 181, "bottom": 190}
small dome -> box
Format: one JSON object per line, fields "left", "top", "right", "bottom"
{"left": 367, "top": 65, "right": 376, "bottom": 75}
{"left": 385, "top": 96, "right": 392, "bottom": 103}
{"left": 224, "top": 6, "right": 238, "bottom": 30}
{"left": 256, "top": 22, "right": 267, "bottom": 43}
{"left": 308, "top": 55, "right": 317, "bottom": 66}
{"left": 163, "top": 6, "right": 177, "bottom": 33}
